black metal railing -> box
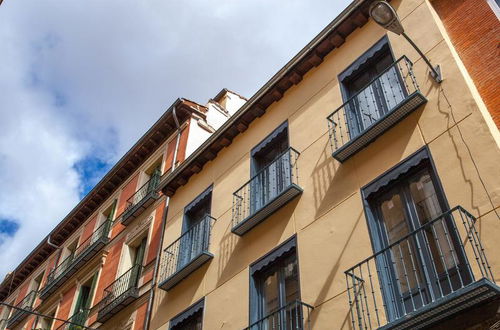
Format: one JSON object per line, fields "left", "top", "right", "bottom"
{"left": 56, "top": 308, "right": 89, "bottom": 330}
{"left": 232, "top": 147, "right": 300, "bottom": 229}
{"left": 344, "top": 206, "right": 495, "bottom": 329}
{"left": 45, "top": 253, "right": 74, "bottom": 287}
{"left": 124, "top": 170, "right": 161, "bottom": 214}
{"left": 73, "top": 220, "right": 111, "bottom": 259}
{"left": 159, "top": 215, "right": 215, "bottom": 284}
{"left": 99, "top": 264, "right": 142, "bottom": 314}
{"left": 327, "top": 56, "right": 421, "bottom": 157}
{"left": 6, "top": 290, "right": 37, "bottom": 327}
{"left": 245, "top": 300, "right": 314, "bottom": 330}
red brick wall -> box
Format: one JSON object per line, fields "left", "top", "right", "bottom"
{"left": 112, "top": 174, "right": 140, "bottom": 238}
{"left": 133, "top": 301, "right": 148, "bottom": 330}
{"left": 53, "top": 285, "right": 77, "bottom": 329}
{"left": 14, "top": 281, "right": 29, "bottom": 305}
{"left": 163, "top": 123, "right": 190, "bottom": 174}
{"left": 432, "top": 0, "right": 500, "bottom": 127}
{"left": 144, "top": 203, "right": 165, "bottom": 266}
{"left": 93, "top": 236, "right": 125, "bottom": 306}
{"left": 80, "top": 215, "right": 98, "bottom": 243}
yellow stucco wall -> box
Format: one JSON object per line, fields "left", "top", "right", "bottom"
{"left": 148, "top": 0, "right": 500, "bottom": 329}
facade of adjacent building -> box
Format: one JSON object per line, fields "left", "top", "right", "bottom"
{"left": 1, "top": 0, "right": 499, "bottom": 329}
{"left": 0, "top": 91, "right": 245, "bottom": 330}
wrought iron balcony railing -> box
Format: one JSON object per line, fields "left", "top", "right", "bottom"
{"left": 158, "top": 215, "right": 216, "bottom": 291}
{"left": 97, "top": 264, "right": 142, "bottom": 323}
{"left": 121, "top": 170, "right": 161, "bottom": 225}
{"left": 232, "top": 147, "right": 302, "bottom": 236}
{"left": 6, "top": 290, "right": 37, "bottom": 329}
{"left": 327, "top": 56, "right": 427, "bottom": 162}
{"left": 39, "top": 220, "right": 111, "bottom": 300}
{"left": 56, "top": 308, "right": 89, "bottom": 330}
{"left": 245, "top": 300, "right": 314, "bottom": 330}
{"left": 345, "top": 206, "right": 499, "bottom": 330}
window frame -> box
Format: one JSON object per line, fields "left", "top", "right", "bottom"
{"left": 248, "top": 236, "right": 301, "bottom": 325}
{"left": 169, "top": 298, "right": 205, "bottom": 330}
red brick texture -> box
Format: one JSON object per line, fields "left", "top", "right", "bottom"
{"left": 92, "top": 237, "right": 125, "bottom": 306}
{"left": 432, "top": 0, "right": 500, "bottom": 127}
{"left": 133, "top": 301, "right": 148, "bottom": 330}
{"left": 164, "top": 123, "right": 190, "bottom": 173}
{"left": 80, "top": 215, "right": 98, "bottom": 243}
{"left": 145, "top": 203, "right": 165, "bottom": 266}
{"left": 112, "top": 174, "right": 140, "bottom": 238}
{"left": 53, "top": 285, "right": 77, "bottom": 329}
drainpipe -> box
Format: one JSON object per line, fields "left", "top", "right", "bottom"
{"left": 46, "top": 235, "right": 61, "bottom": 249}
{"left": 144, "top": 105, "right": 182, "bottom": 330}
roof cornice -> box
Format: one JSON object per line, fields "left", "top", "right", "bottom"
{"left": 157, "top": 0, "right": 373, "bottom": 196}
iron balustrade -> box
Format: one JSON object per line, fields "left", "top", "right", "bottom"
{"left": 245, "top": 300, "right": 314, "bottom": 330}
{"left": 6, "top": 290, "right": 37, "bottom": 328}
{"left": 124, "top": 171, "right": 161, "bottom": 214}
{"left": 98, "top": 264, "right": 142, "bottom": 320}
{"left": 73, "top": 220, "right": 111, "bottom": 260}
{"left": 56, "top": 308, "right": 89, "bottom": 330}
{"left": 232, "top": 147, "right": 300, "bottom": 233}
{"left": 158, "top": 215, "right": 215, "bottom": 290}
{"left": 344, "top": 206, "right": 495, "bottom": 330}
{"left": 41, "top": 220, "right": 111, "bottom": 299}
{"left": 45, "top": 253, "right": 74, "bottom": 288}
{"left": 327, "top": 56, "right": 426, "bottom": 162}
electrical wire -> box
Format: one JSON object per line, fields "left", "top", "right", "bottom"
{"left": 0, "top": 302, "right": 96, "bottom": 330}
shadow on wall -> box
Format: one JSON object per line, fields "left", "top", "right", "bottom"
{"left": 309, "top": 209, "right": 364, "bottom": 330}
{"left": 216, "top": 197, "right": 300, "bottom": 288}
{"left": 436, "top": 86, "right": 482, "bottom": 220}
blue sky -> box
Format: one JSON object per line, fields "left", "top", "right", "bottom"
{"left": 0, "top": 0, "right": 351, "bottom": 278}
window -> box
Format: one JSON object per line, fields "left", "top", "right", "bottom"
{"left": 169, "top": 299, "right": 204, "bottom": 330}
{"left": 362, "top": 148, "right": 472, "bottom": 321}
{"left": 250, "top": 122, "right": 290, "bottom": 212}
{"left": 179, "top": 186, "right": 212, "bottom": 270}
{"left": 36, "top": 309, "right": 55, "bottom": 330}
{"left": 72, "top": 272, "right": 99, "bottom": 325}
{"left": 31, "top": 271, "right": 44, "bottom": 293}
{"left": 339, "top": 36, "right": 405, "bottom": 138}
{"left": 100, "top": 200, "right": 117, "bottom": 226}
{"left": 487, "top": 0, "right": 500, "bottom": 18}
{"left": 249, "top": 237, "right": 301, "bottom": 329}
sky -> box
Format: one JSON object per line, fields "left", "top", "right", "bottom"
{"left": 0, "top": 0, "right": 352, "bottom": 280}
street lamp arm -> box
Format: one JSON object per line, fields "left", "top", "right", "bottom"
{"left": 402, "top": 32, "right": 443, "bottom": 83}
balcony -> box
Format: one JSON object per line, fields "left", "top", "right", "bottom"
{"left": 245, "top": 300, "right": 314, "bottom": 330}
{"left": 6, "top": 290, "right": 37, "bottom": 329}
{"left": 327, "top": 56, "right": 427, "bottom": 163}
{"left": 344, "top": 206, "right": 499, "bottom": 330}
{"left": 121, "top": 171, "right": 161, "bottom": 226}
{"left": 39, "top": 220, "right": 111, "bottom": 300}
{"left": 55, "top": 308, "right": 89, "bottom": 330}
{"left": 158, "top": 215, "right": 215, "bottom": 291}
{"left": 97, "top": 264, "right": 142, "bottom": 323}
{"left": 232, "top": 147, "right": 302, "bottom": 236}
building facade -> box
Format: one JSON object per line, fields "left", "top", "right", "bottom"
{"left": 1, "top": 0, "right": 500, "bottom": 329}
{"left": 0, "top": 92, "right": 245, "bottom": 330}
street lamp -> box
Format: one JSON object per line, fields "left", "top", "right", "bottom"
{"left": 369, "top": 0, "right": 442, "bottom": 83}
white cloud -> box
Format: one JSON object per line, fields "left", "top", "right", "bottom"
{"left": 0, "top": 0, "right": 351, "bottom": 278}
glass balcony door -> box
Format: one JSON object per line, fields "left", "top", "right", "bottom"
{"left": 371, "top": 168, "right": 472, "bottom": 321}
{"left": 250, "top": 132, "right": 290, "bottom": 214}
{"left": 344, "top": 52, "right": 407, "bottom": 138}
{"left": 178, "top": 192, "right": 212, "bottom": 271}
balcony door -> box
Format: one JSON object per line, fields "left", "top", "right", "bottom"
{"left": 341, "top": 38, "right": 407, "bottom": 138}
{"left": 368, "top": 163, "right": 472, "bottom": 321}
{"left": 178, "top": 188, "right": 212, "bottom": 270}
{"left": 250, "top": 122, "right": 290, "bottom": 213}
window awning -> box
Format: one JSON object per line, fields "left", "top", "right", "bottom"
{"left": 338, "top": 36, "right": 389, "bottom": 82}
{"left": 169, "top": 298, "right": 204, "bottom": 329}
{"left": 363, "top": 148, "right": 430, "bottom": 199}
{"left": 184, "top": 185, "right": 213, "bottom": 214}
{"left": 250, "top": 236, "right": 296, "bottom": 275}
{"left": 251, "top": 121, "right": 288, "bottom": 156}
